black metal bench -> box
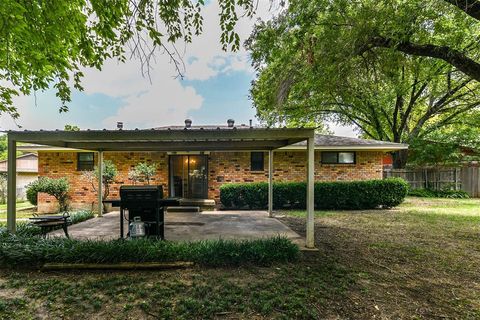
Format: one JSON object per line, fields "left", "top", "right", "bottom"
{"left": 29, "top": 214, "right": 71, "bottom": 238}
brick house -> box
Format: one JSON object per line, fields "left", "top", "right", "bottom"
{"left": 18, "top": 122, "right": 407, "bottom": 213}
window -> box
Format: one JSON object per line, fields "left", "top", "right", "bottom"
{"left": 321, "top": 152, "right": 355, "bottom": 164}
{"left": 77, "top": 152, "right": 94, "bottom": 171}
{"left": 250, "top": 152, "right": 265, "bottom": 171}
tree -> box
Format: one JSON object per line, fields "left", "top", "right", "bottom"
{"left": 134, "top": 162, "right": 157, "bottom": 185}
{"left": 81, "top": 160, "right": 118, "bottom": 212}
{"left": 128, "top": 168, "right": 141, "bottom": 185}
{"left": 0, "top": 0, "right": 256, "bottom": 118}
{"left": 320, "top": 0, "right": 480, "bottom": 81}
{"left": 408, "top": 113, "right": 480, "bottom": 166}
{"left": 64, "top": 125, "right": 80, "bottom": 131}
{"left": 0, "top": 135, "right": 7, "bottom": 160}
{"left": 26, "top": 177, "right": 70, "bottom": 212}
{"left": 247, "top": 0, "right": 480, "bottom": 168}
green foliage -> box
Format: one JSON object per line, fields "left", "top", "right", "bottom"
{"left": 98, "top": 160, "right": 118, "bottom": 188}
{"left": 246, "top": 0, "right": 480, "bottom": 168}
{"left": 407, "top": 139, "right": 464, "bottom": 167}
{"left": 0, "top": 135, "right": 7, "bottom": 160}
{"left": 220, "top": 178, "right": 409, "bottom": 210}
{"left": 408, "top": 188, "right": 470, "bottom": 199}
{"left": 81, "top": 160, "right": 118, "bottom": 199}
{"left": 26, "top": 177, "right": 70, "bottom": 212}
{"left": 0, "top": 236, "right": 299, "bottom": 268}
{"left": 70, "top": 210, "right": 96, "bottom": 224}
{"left": 0, "top": 0, "right": 255, "bottom": 117}
{"left": 64, "top": 125, "right": 80, "bottom": 131}
{"left": 134, "top": 162, "right": 157, "bottom": 184}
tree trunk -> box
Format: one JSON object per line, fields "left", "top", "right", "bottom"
{"left": 392, "top": 149, "right": 409, "bottom": 169}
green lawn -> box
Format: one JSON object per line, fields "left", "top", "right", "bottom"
{"left": 0, "top": 201, "right": 33, "bottom": 211}
{"left": 0, "top": 197, "right": 479, "bottom": 319}
{"left": 0, "top": 201, "right": 36, "bottom": 220}
{"left": 281, "top": 196, "right": 480, "bottom": 218}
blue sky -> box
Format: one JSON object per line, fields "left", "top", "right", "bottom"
{"left": 0, "top": 1, "right": 355, "bottom": 136}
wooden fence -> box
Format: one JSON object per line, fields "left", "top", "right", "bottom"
{"left": 383, "top": 166, "right": 480, "bottom": 198}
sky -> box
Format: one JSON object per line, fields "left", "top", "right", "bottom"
{"left": 0, "top": 1, "right": 356, "bottom": 137}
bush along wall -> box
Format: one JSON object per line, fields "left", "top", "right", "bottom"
{"left": 220, "top": 178, "right": 409, "bottom": 210}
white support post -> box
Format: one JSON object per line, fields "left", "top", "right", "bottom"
{"left": 306, "top": 137, "right": 315, "bottom": 248}
{"left": 268, "top": 150, "right": 274, "bottom": 217}
{"left": 97, "top": 151, "right": 103, "bottom": 217}
{"left": 7, "top": 136, "right": 16, "bottom": 233}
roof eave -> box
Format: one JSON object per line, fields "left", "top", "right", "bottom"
{"left": 280, "top": 145, "right": 409, "bottom": 151}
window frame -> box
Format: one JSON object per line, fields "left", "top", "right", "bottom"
{"left": 77, "top": 152, "right": 95, "bottom": 171}
{"left": 250, "top": 152, "right": 265, "bottom": 171}
{"left": 321, "top": 151, "right": 356, "bottom": 165}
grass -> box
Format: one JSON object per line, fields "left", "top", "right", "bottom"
{"left": 0, "top": 201, "right": 36, "bottom": 220}
{"left": 0, "top": 201, "right": 32, "bottom": 211}
{"left": 0, "top": 197, "right": 479, "bottom": 319}
{"left": 0, "top": 236, "right": 299, "bottom": 268}
{"left": 283, "top": 196, "right": 480, "bottom": 218}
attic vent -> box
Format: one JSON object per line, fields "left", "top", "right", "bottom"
{"left": 185, "top": 119, "right": 192, "bottom": 128}
{"left": 227, "top": 119, "right": 235, "bottom": 127}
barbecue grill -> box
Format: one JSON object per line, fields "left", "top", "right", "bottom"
{"left": 118, "top": 185, "right": 180, "bottom": 239}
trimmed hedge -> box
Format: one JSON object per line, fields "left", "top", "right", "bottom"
{"left": 220, "top": 178, "right": 408, "bottom": 210}
{"left": 408, "top": 188, "right": 470, "bottom": 199}
{"left": 0, "top": 235, "right": 299, "bottom": 268}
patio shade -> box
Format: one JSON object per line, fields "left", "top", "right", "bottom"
{"left": 6, "top": 127, "right": 316, "bottom": 248}
{"left": 6, "top": 128, "right": 314, "bottom": 151}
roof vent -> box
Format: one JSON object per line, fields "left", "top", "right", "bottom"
{"left": 117, "top": 122, "right": 123, "bottom": 130}
{"left": 227, "top": 119, "right": 235, "bottom": 127}
{"left": 185, "top": 119, "right": 192, "bottom": 128}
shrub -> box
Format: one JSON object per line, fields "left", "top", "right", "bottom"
{"left": 134, "top": 162, "right": 157, "bottom": 185}
{"left": 26, "top": 177, "right": 70, "bottom": 211}
{"left": 220, "top": 178, "right": 409, "bottom": 210}
{"left": 408, "top": 188, "right": 469, "bottom": 199}
{"left": 0, "top": 235, "right": 299, "bottom": 268}
{"left": 70, "top": 210, "right": 95, "bottom": 224}
{"left": 81, "top": 160, "right": 118, "bottom": 198}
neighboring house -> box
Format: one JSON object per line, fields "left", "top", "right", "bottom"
{"left": 0, "top": 153, "right": 38, "bottom": 199}
{"left": 17, "top": 121, "right": 407, "bottom": 213}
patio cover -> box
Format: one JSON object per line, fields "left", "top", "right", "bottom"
{"left": 6, "top": 127, "right": 316, "bottom": 248}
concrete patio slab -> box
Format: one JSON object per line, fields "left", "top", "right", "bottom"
{"left": 49, "top": 210, "right": 304, "bottom": 246}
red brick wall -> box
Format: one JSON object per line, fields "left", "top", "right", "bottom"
{"left": 37, "top": 150, "right": 383, "bottom": 212}
{"left": 38, "top": 152, "right": 168, "bottom": 213}
{"left": 207, "top": 151, "right": 383, "bottom": 201}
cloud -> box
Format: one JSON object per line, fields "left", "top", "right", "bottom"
{"left": 101, "top": 71, "right": 204, "bottom": 129}
{"left": 0, "top": 1, "right": 278, "bottom": 131}
{"left": 182, "top": 1, "right": 275, "bottom": 81}
{"left": 90, "top": 1, "right": 274, "bottom": 128}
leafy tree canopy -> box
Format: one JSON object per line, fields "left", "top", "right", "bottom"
{"left": 247, "top": 0, "right": 480, "bottom": 168}
{"left": 0, "top": 0, "right": 255, "bottom": 119}
{"left": 64, "top": 125, "right": 80, "bottom": 131}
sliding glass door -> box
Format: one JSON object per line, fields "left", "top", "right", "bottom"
{"left": 169, "top": 155, "right": 208, "bottom": 199}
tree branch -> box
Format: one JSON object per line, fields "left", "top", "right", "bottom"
{"left": 362, "top": 36, "right": 480, "bottom": 81}
{"left": 443, "top": 0, "right": 480, "bottom": 20}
